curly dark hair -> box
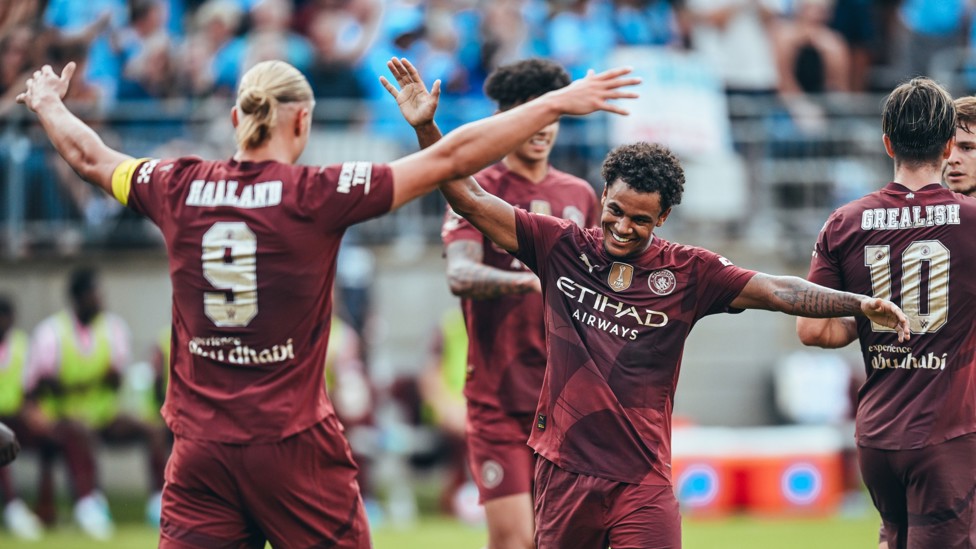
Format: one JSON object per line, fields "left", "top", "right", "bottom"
{"left": 601, "top": 142, "right": 684, "bottom": 211}
{"left": 484, "top": 58, "right": 571, "bottom": 111}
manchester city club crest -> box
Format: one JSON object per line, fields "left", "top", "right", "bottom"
{"left": 648, "top": 269, "right": 676, "bottom": 296}
{"left": 608, "top": 262, "right": 634, "bottom": 292}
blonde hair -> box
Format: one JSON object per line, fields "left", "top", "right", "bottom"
{"left": 235, "top": 60, "right": 314, "bottom": 150}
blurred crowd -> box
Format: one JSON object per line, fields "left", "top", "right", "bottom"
{"left": 0, "top": 0, "right": 974, "bottom": 115}
{"left": 2, "top": 0, "right": 976, "bottom": 248}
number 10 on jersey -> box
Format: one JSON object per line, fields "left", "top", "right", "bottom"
{"left": 864, "top": 240, "right": 949, "bottom": 335}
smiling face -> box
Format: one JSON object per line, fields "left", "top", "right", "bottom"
{"left": 600, "top": 179, "right": 671, "bottom": 259}
{"left": 945, "top": 126, "right": 976, "bottom": 196}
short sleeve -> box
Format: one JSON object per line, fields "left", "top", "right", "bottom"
{"left": 807, "top": 212, "right": 844, "bottom": 291}
{"left": 111, "top": 157, "right": 176, "bottom": 225}
{"left": 513, "top": 207, "right": 575, "bottom": 275}
{"left": 696, "top": 250, "right": 758, "bottom": 318}
{"left": 300, "top": 162, "right": 394, "bottom": 231}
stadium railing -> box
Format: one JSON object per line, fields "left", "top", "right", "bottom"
{"left": 0, "top": 94, "right": 893, "bottom": 262}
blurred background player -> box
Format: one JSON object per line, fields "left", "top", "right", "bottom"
{"left": 23, "top": 267, "right": 167, "bottom": 539}
{"left": 798, "top": 78, "right": 976, "bottom": 549}
{"left": 384, "top": 56, "right": 599, "bottom": 549}
{"left": 0, "top": 295, "right": 44, "bottom": 540}
{"left": 945, "top": 95, "right": 976, "bottom": 198}
{"left": 16, "top": 53, "right": 638, "bottom": 547}
{"left": 418, "top": 306, "right": 475, "bottom": 521}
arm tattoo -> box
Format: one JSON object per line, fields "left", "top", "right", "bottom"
{"left": 446, "top": 240, "right": 538, "bottom": 300}
{"left": 770, "top": 276, "right": 862, "bottom": 317}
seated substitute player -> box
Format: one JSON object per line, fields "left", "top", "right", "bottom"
{"left": 799, "top": 86, "right": 976, "bottom": 549}
{"left": 24, "top": 267, "right": 168, "bottom": 538}
{"left": 382, "top": 57, "right": 599, "bottom": 549}
{"left": 385, "top": 60, "right": 909, "bottom": 548}
{"left": 16, "top": 58, "right": 639, "bottom": 548}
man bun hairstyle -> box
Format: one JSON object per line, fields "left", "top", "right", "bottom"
{"left": 601, "top": 142, "right": 684, "bottom": 212}
{"left": 484, "top": 58, "right": 571, "bottom": 111}
{"left": 882, "top": 77, "right": 955, "bottom": 164}
{"left": 235, "top": 60, "right": 314, "bottom": 150}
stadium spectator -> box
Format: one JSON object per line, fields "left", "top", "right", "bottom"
{"left": 388, "top": 60, "right": 908, "bottom": 548}
{"left": 42, "top": 0, "right": 127, "bottom": 106}
{"left": 179, "top": 0, "right": 246, "bottom": 97}
{"left": 797, "top": 77, "right": 976, "bottom": 548}
{"left": 241, "top": 0, "right": 315, "bottom": 77}
{"left": 944, "top": 96, "right": 976, "bottom": 198}
{"left": 770, "top": 0, "right": 850, "bottom": 135}
{"left": 390, "top": 56, "right": 599, "bottom": 549}
{"left": 117, "top": 0, "right": 176, "bottom": 100}
{"left": 23, "top": 267, "right": 167, "bottom": 539}
{"left": 16, "top": 54, "right": 637, "bottom": 546}
{"left": 685, "top": 0, "right": 782, "bottom": 99}
{"left": 0, "top": 296, "right": 45, "bottom": 541}
{"left": 546, "top": 0, "right": 615, "bottom": 80}
{"left": 890, "top": 0, "right": 967, "bottom": 87}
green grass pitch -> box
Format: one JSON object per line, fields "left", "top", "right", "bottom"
{"left": 0, "top": 513, "right": 883, "bottom": 548}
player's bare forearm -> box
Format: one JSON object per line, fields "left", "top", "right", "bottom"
{"left": 440, "top": 179, "right": 519, "bottom": 252}
{"left": 737, "top": 274, "right": 909, "bottom": 341}
{"left": 446, "top": 240, "right": 538, "bottom": 299}
{"left": 34, "top": 100, "right": 116, "bottom": 192}
{"left": 797, "top": 317, "right": 858, "bottom": 348}
{"left": 734, "top": 274, "right": 865, "bottom": 316}
{"left": 18, "top": 63, "right": 130, "bottom": 195}
{"left": 413, "top": 121, "right": 442, "bottom": 149}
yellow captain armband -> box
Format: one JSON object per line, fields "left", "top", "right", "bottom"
{"left": 111, "top": 158, "right": 152, "bottom": 206}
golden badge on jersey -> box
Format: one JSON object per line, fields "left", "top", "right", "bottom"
{"left": 608, "top": 262, "right": 634, "bottom": 292}
{"left": 530, "top": 200, "right": 552, "bottom": 216}
{"left": 648, "top": 269, "right": 676, "bottom": 296}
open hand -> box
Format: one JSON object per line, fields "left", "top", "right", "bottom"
{"left": 379, "top": 57, "right": 441, "bottom": 128}
{"left": 862, "top": 298, "right": 911, "bottom": 343}
{"left": 547, "top": 67, "right": 641, "bottom": 116}
{"left": 16, "top": 62, "right": 76, "bottom": 113}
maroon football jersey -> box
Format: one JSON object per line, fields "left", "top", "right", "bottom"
{"left": 441, "top": 163, "right": 599, "bottom": 414}
{"left": 119, "top": 157, "right": 393, "bottom": 443}
{"left": 808, "top": 183, "right": 976, "bottom": 450}
{"left": 513, "top": 208, "right": 756, "bottom": 485}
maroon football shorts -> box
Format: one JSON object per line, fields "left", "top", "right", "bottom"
{"left": 466, "top": 400, "right": 535, "bottom": 504}
{"left": 859, "top": 432, "right": 976, "bottom": 549}
{"left": 533, "top": 457, "right": 680, "bottom": 549}
{"left": 159, "top": 415, "right": 369, "bottom": 549}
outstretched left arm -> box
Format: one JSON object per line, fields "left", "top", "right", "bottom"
{"left": 17, "top": 62, "right": 132, "bottom": 196}
{"left": 731, "top": 273, "right": 910, "bottom": 342}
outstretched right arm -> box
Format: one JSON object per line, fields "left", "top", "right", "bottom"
{"left": 16, "top": 62, "right": 132, "bottom": 196}
{"left": 387, "top": 63, "right": 639, "bottom": 251}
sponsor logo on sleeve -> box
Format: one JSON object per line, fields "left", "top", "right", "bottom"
{"left": 648, "top": 269, "right": 676, "bottom": 296}
{"left": 717, "top": 256, "right": 733, "bottom": 267}
{"left": 337, "top": 161, "right": 373, "bottom": 194}
{"left": 136, "top": 159, "right": 161, "bottom": 184}
{"left": 607, "top": 262, "right": 634, "bottom": 292}
{"left": 536, "top": 414, "right": 547, "bottom": 430}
